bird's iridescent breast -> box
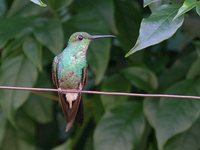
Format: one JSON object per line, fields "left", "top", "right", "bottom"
{"left": 57, "top": 46, "right": 87, "bottom": 89}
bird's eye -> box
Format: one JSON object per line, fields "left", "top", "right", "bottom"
{"left": 77, "top": 35, "right": 83, "bottom": 41}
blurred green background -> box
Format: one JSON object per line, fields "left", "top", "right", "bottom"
{"left": 0, "top": 0, "right": 200, "bottom": 150}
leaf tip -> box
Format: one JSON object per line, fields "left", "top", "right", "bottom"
{"left": 172, "top": 14, "right": 179, "bottom": 21}
{"left": 125, "top": 53, "right": 131, "bottom": 58}
{"left": 125, "top": 49, "right": 135, "bottom": 57}
{"left": 30, "top": 0, "right": 47, "bottom": 7}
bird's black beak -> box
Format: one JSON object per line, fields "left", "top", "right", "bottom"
{"left": 90, "top": 35, "right": 116, "bottom": 40}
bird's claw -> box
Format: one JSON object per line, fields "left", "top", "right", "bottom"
{"left": 78, "top": 84, "right": 83, "bottom": 94}
{"left": 58, "top": 88, "right": 64, "bottom": 93}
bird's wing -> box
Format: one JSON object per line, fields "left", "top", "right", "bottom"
{"left": 82, "top": 68, "right": 88, "bottom": 88}
{"left": 65, "top": 68, "right": 88, "bottom": 131}
{"left": 52, "top": 56, "right": 59, "bottom": 87}
{"left": 52, "top": 56, "right": 69, "bottom": 124}
{"left": 74, "top": 68, "right": 88, "bottom": 123}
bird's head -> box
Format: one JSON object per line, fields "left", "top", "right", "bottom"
{"left": 68, "top": 32, "right": 115, "bottom": 45}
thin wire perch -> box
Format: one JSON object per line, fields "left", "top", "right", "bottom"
{"left": 0, "top": 86, "right": 200, "bottom": 100}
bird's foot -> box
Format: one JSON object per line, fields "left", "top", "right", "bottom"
{"left": 58, "top": 88, "right": 73, "bottom": 94}
{"left": 78, "top": 84, "right": 83, "bottom": 94}
{"left": 58, "top": 88, "right": 63, "bottom": 93}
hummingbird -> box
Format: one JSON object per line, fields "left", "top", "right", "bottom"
{"left": 52, "top": 32, "right": 115, "bottom": 131}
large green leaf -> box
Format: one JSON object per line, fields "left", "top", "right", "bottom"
{"left": 0, "top": 17, "right": 33, "bottom": 48}
{"left": 143, "top": 98, "right": 159, "bottom": 128}
{"left": 193, "top": 41, "right": 200, "bottom": 56}
{"left": 89, "top": 39, "right": 111, "bottom": 84}
{"left": 33, "top": 19, "right": 64, "bottom": 55}
{"left": 70, "top": 0, "right": 116, "bottom": 33}
{"left": 121, "top": 67, "right": 158, "bottom": 91}
{"left": 155, "top": 79, "right": 200, "bottom": 150}
{"left": 23, "top": 94, "right": 53, "bottom": 124}
{"left": 173, "top": 0, "right": 197, "bottom": 20}
{"left": 88, "top": 95, "right": 105, "bottom": 123}
{"left": 1, "top": 37, "right": 24, "bottom": 59}
{"left": 125, "top": 5, "right": 184, "bottom": 57}
{"left": 23, "top": 36, "right": 42, "bottom": 71}
{"left": 7, "top": 0, "right": 42, "bottom": 17}
{"left": 114, "top": 0, "right": 141, "bottom": 50}
{"left": 0, "top": 0, "right": 6, "bottom": 16}
{"left": 84, "top": 134, "right": 93, "bottom": 150}
{"left": 164, "top": 117, "right": 200, "bottom": 150}
{"left": 95, "top": 0, "right": 116, "bottom": 33}
{"left": 49, "top": 0, "right": 73, "bottom": 10}
{"left": 94, "top": 102, "right": 145, "bottom": 150}
{"left": 101, "top": 74, "right": 131, "bottom": 111}
{"left": 0, "top": 55, "right": 38, "bottom": 125}
{"left": 159, "top": 52, "right": 196, "bottom": 89}
{"left": 22, "top": 70, "right": 54, "bottom": 123}
{"left": 144, "top": 0, "right": 158, "bottom": 7}
{"left": 196, "top": 1, "right": 200, "bottom": 16}
{"left": 30, "top": 0, "right": 47, "bottom": 7}
{"left": 0, "top": 126, "right": 35, "bottom": 150}
{"left": 186, "top": 57, "right": 200, "bottom": 79}
{"left": 15, "top": 112, "right": 35, "bottom": 143}
{"left": 52, "top": 140, "right": 72, "bottom": 150}
{"left": 0, "top": 112, "right": 6, "bottom": 146}
{"left": 0, "top": 112, "right": 35, "bottom": 150}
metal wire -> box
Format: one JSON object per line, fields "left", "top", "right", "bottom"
{"left": 0, "top": 86, "right": 200, "bottom": 100}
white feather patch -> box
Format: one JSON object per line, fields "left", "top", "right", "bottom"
{"left": 66, "top": 93, "right": 78, "bottom": 109}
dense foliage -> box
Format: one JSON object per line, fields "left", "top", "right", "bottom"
{"left": 0, "top": 0, "right": 200, "bottom": 149}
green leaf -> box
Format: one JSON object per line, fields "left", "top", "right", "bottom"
{"left": 196, "top": 1, "right": 200, "bottom": 16}
{"left": 101, "top": 74, "right": 131, "bottom": 111}
{"left": 0, "top": 112, "right": 6, "bottom": 146}
{"left": 7, "top": 0, "right": 42, "bottom": 17}
{"left": 186, "top": 57, "right": 200, "bottom": 79}
{"left": 89, "top": 95, "right": 105, "bottom": 123}
{"left": 0, "top": 55, "right": 38, "bottom": 125}
{"left": 33, "top": 19, "right": 64, "bottom": 55}
{"left": 125, "top": 5, "right": 184, "bottom": 57}
{"left": 0, "top": 0, "right": 6, "bottom": 16}
{"left": 144, "top": 0, "right": 158, "bottom": 7}
{"left": 84, "top": 134, "right": 93, "bottom": 150}
{"left": 121, "top": 67, "right": 158, "bottom": 91}
{"left": 0, "top": 17, "right": 33, "bottom": 48}
{"left": 159, "top": 52, "right": 196, "bottom": 89}
{"left": 94, "top": 0, "right": 116, "bottom": 33}
{"left": 89, "top": 39, "right": 111, "bottom": 84}
{"left": 173, "top": 0, "right": 197, "bottom": 20}
{"left": 0, "top": 126, "right": 35, "bottom": 150}
{"left": 1, "top": 37, "right": 24, "bottom": 59}
{"left": 114, "top": 0, "right": 141, "bottom": 50}
{"left": 164, "top": 117, "right": 200, "bottom": 150}
{"left": 194, "top": 41, "right": 200, "bottom": 56}
{"left": 52, "top": 140, "right": 72, "bottom": 150}
{"left": 30, "top": 0, "right": 47, "bottom": 7}
{"left": 143, "top": 98, "right": 159, "bottom": 128}
{"left": 50, "top": 0, "right": 73, "bottom": 10}
{"left": 0, "top": 113, "right": 35, "bottom": 150}
{"left": 94, "top": 102, "right": 145, "bottom": 150}
{"left": 155, "top": 79, "right": 200, "bottom": 150}
{"left": 70, "top": 0, "right": 116, "bottom": 33}
{"left": 23, "top": 94, "right": 53, "bottom": 124}
{"left": 23, "top": 36, "right": 42, "bottom": 71}
{"left": 15, "top": 112, "right": 35, "bottom": 143}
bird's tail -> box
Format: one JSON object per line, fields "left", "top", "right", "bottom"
{"left": 58, "top": 92, "right": 84, "bottom": 132}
